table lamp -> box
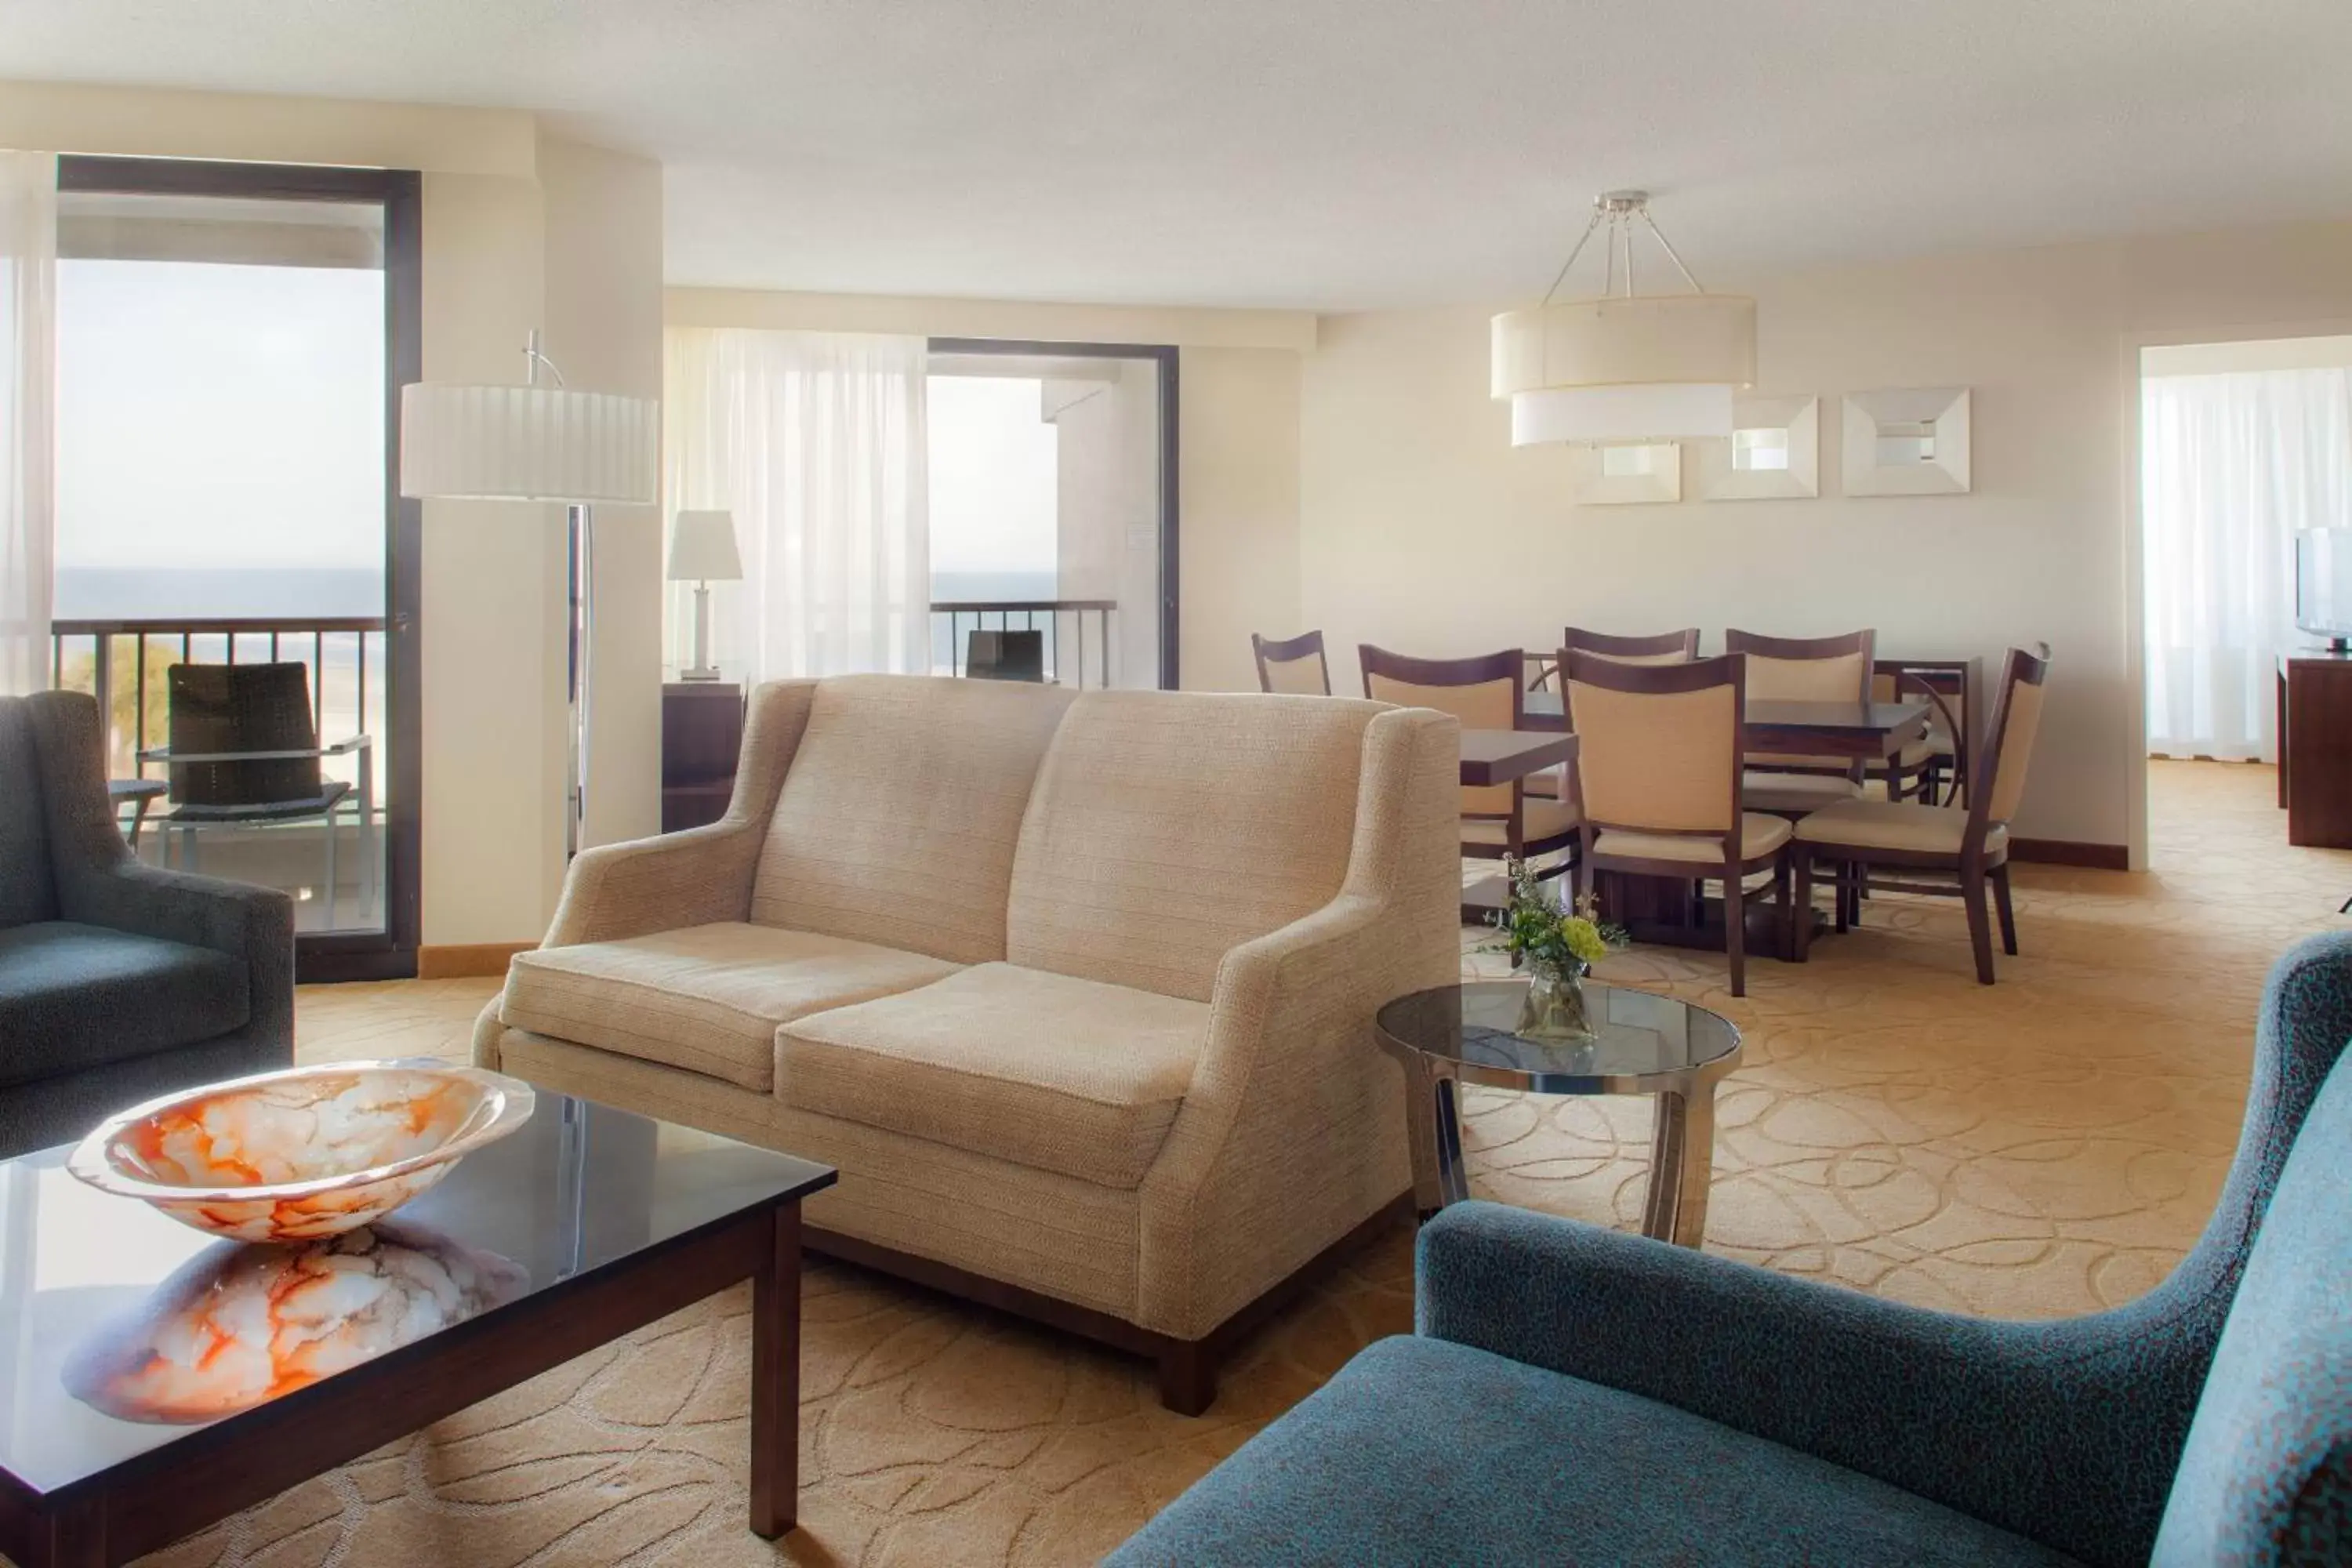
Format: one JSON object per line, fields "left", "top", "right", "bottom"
{"left": 667, "top": 510, "right": 742, "bottom": 683}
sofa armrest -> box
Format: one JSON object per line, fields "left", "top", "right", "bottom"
{"left": 1417, "top": 1201, "right": 2191, "bottom": 1566}
{"left": 540, "top": 681, "right": 817, "bottom": 949}
{"left": 1135, "top": 706, "right": 1462, "bottom": 1341}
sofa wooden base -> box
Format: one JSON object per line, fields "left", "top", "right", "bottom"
{"left": 804, "top": 1192, "right": 1414, "bottom": 1416}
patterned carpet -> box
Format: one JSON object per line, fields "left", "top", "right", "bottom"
{"left": 125, "top": 760, "right": 2347, "bottom": 1568}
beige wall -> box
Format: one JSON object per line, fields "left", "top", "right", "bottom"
{"left": 661, "top": 290, "right": 1316, "bottom": 695}
{"left": 1298, "top": 219, "right": 2352, "bottom": 857}
{"left": 8, "top": 83, "right": 666, "bottom": 946}
{"left": 1180, "top": 347, "right": 1304, "bottom": 691}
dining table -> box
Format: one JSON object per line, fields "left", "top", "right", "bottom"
{"left": 1457, "top": 728, "right": 1579, "bottom": 921}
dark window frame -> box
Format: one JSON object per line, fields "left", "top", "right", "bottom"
{"left": 925, "top": 338, "right": 1181, "bottom": 688}
{"left": 57, "top": 154, "right": 424, "bottom": 982}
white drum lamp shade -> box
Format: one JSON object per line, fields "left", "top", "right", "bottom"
{"left": 398, "top": 383, "right": 659, "bottom": 505}
{"left": 666, "top": 509, "right": 743, "bottom": 583}
{"left": 1492, "top": 293, "right": 1755, "bottom": 446}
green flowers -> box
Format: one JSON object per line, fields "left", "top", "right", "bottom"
{"left": 1484, "top": 857, "right": 1628, "bottom": 980}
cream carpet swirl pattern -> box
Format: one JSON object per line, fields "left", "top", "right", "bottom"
{"left": 117, "top": 760, "right": 2346, "bottom": 1568}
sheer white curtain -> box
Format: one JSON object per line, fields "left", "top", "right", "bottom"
{"left": 2144, "top": 366, "right": 2352, "bottom": 760}
{"left": 663, "top": 328, "right": 929, "bottom": 681}
{"left": 0, "top": 152, "right": 56, "bottom": 697}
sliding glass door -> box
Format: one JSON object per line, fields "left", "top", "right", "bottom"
{"left": 50, "top": 158, "right": 421, "bottom": 980}
{"left": 925, "top": 339, "right": 1178, "bottom": 689}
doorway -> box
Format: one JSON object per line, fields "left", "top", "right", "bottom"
{"left": 924, "top": 339, "right": 1179, "bottom": 689}
{"left": 49, "top": 158, "right": 423, "bottom": 980}
{"left": 2138, "top": 335, "right": 2352, "bottom": 765}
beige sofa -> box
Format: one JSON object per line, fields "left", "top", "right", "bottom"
{"left": 474, "top": 673, "right": 1460, "bottom": 1410}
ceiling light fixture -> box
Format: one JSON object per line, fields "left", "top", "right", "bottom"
{"left": 1491, "top": 191, "right": 1756, "bottom": 446}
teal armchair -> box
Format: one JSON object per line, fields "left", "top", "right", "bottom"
{"left": 1111, "top": 933, "right": 2352, "bottom": 1566}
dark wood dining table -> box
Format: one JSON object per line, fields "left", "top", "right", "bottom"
{"left": 1521, "top": 691, "right": 1933, "bottom": 758}
{"left": 1457, "top": 728, "right": 1579, "bottom": 920}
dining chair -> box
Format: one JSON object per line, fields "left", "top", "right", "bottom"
{"left": 1790, "top": 645, "right": 2052, "bottom": 985}
{"left": 154, "top": 662, "right": 358, "bottom": 927}
{"left": 1872, "top": 663, "right": 1969, "bottom": 804}
{"left": 966, "top": 628, "right": 1047, "bottom": 682}
{"left": 1562, "top": 626, "right": 1702, "bottom": 665}
{"left": 1252, "top": 630, "right": 1333, "bottom": 695}
{"left": 1724, "top": 628, "right": 1877, "bottom": 817}
{"left": 1360, "top": 644, "right": 1580, "bottom": 881}
{"left": 1565, "top": 651, "right": 1791, "bottom": 997}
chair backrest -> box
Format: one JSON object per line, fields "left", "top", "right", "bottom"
{"left": 751, "top": 674, "right": 1079, "bottom": 963}
{"left": 1359, "top": 644, "right": 1521, "bottom": 819}
{"left": 1972, "top": 644, "right": 2052, "bottom": 828}
{"left": 966, "top": 629, "right": 1046, "bottom": 683}
{"left": 1726, "top": 629, "right": 1875, "bottom": 770}
{"left": 1564, "top": 651, "right": 1744, "bottom": 837}
{"left": 1252, "top": 630, "right": 1331, "bottom": 695}
{"left": 1006, "top": 689, "right": 1388, "bottom": 1000}
{"left": 165, "top": 662, "right": 324, "bottom": 808}
{"left": 1563, "top": 626, "right": 1701, "bottom": 666}
{"left": 0, "top": 697, "right": 58, "bottom": 928}
{"left": 2153, "top": 1025, "right": 2352, "bottom": 1563}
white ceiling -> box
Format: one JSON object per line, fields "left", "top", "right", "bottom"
{"left": 5, "top": 0, "right": 2349, "bottom": 311}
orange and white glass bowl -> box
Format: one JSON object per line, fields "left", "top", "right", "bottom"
{"left": 67, "top": 1062, "right": 536, "bottom": 1243}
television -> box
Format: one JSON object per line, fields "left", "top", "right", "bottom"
{"left": 2297, "top": 530, "right": 2352, "bottom": 650}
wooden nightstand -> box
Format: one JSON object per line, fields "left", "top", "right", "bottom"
{"left": 662, "top": 682, "right": 744, "bottom": 832}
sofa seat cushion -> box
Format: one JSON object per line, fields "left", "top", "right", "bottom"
{"left": 0, "top": 922, "right": 249, "bottom": 1089}
{"left": 1109, "top": 1334, "right": 2081, "bottom": 1568}
{"left": 778, "top": 962, "right": 1207, "bottom": 1189}
{"left": 502, "top": 922, "right": 960, "bottom": 1094}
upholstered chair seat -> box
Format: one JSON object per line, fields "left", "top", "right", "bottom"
{"left": 1594, "top": 813, "right": 1792, "bottom": 865}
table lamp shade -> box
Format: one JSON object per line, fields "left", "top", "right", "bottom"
{"left": 667, "top": 510, "right": 743, "bottom": 583}
{"left": 399, "top": 383, "right": 659, "bottom": 505}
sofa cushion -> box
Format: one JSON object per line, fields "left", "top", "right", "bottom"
{"left": 1006, "top": 691, "right": 1380, "bottom": 1001}
{"left": 1109, "top": 1334, "right": 2079, "bottom": 1567}
{"left": 0, "top": 699, "right": 58, "bottom": 929}
{"left": 502, "top": 922, "right": 960, "bottom": 1093}
{"left": 777, "top": 962, "right": 1207, "bottom": 1189}
{"left": 0, "top": 922, "right": 249, "bottom": 1089}
{"left": 751, "top": 675, "right": 1076, "bottom": 965}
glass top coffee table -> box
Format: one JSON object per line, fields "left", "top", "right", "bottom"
{"left": 1374, "top": 980, "right": 1742, "bottom": 1247}
{"left": 0, "top": 1087, "right": 834, "bottom": 1568}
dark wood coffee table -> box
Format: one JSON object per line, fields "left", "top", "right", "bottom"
{"left": 0, "top": 1089, "right": 835, "bottom": 1567}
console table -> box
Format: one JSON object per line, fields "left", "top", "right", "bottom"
{"left": 662, "top": 682, "right": 744, "bottom": 833}
{"left": 2276, "top": 652, "right": 2352, "bottom": 848}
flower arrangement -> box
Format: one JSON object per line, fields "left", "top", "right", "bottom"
{"left": 1483, "top": 857, "right": 1628, "bottom": 1041}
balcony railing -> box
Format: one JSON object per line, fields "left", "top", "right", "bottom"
{"left": 930, "top": 600, "right": 1120, "bottom": 688}
{"left": 49, "top": 616, "right": 389, "bottom": 797}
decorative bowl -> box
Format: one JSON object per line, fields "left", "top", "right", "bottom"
{"left": 67, "top": 1061, "right": 535, "bottom": 1243}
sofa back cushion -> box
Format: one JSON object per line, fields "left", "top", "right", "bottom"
{"left": 751, "top": 674, "right": 1076, "bottom": 964}
{"left": 1005, "top": 691, "right": 1381, "bottom": 1001}
{"left": 2153, "top": 1051, "right": 2352, "bottom": 1564}
{"left": 0, "top": 699, "right": 56, "bottom": 929}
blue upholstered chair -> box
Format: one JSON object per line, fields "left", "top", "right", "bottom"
{"left": 0, "top": 691, "right": 294, "bottom": 1159}
{"left": 1111, "top": 932, "right": 2352, "bottom": 1567}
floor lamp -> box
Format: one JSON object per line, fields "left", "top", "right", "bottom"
{"left": 399, "top": 333, "right": 659, "bottom": 858}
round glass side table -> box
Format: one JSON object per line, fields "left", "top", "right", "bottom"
{"left": 1374, "top": 979, "right": 1743, "bottom": 1247}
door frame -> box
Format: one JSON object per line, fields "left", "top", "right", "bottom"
{"left": 927, "top": 337, "right": 1181, "bottom": 688}
{"left": 56, "top": 155, "right": 425, "bottom": 980}
{"left": 2121, "top": 315, "right": 2352, "bottom": 873}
